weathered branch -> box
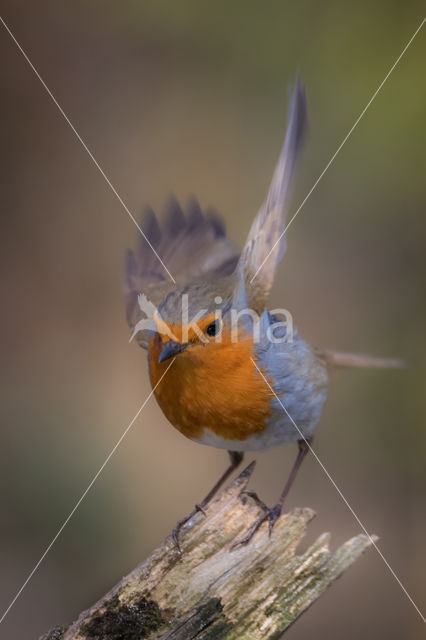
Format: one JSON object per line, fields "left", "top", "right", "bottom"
{"left": 43, "top": 462, "right": 376, "bottom": 640}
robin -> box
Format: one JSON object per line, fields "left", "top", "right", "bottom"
{"left": 125, "top": 78, "right": 401, "bottom": 550}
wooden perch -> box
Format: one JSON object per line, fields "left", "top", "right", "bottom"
{"left": 43, "top": 462, "right": 377, "bottom": 640}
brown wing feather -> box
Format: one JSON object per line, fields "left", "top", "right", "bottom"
{"left": 239, "top": 77, "right": 307, "bottom": 311}
{"left": 125, "top": 197, "right": 239, "bottom": 347}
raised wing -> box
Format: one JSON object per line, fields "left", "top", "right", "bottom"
{"left": 238, "top": 77, "right": 307, "bottom": 311}
{"left": 125, "top": 197, "right": 239, "bottom": 347}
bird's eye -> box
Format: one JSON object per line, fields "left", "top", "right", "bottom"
{"left": 206, "top": 320, "right": 220, "bottom": 337}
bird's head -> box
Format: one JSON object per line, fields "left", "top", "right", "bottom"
{"left": 150, "top": 272, "right": 254, "bottom": 364}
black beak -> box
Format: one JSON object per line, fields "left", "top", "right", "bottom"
{"left": 158, "top": 340, "right": 188, "bottom": 363}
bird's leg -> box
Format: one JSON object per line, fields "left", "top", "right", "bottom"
{"left": 234, "top": 438, "right": 311, "bottom": 547}
{"left": 172, "top": 450, "right": 244, "bottom": 552}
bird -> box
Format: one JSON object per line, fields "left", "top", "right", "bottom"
{"left": 125, "top": 78, "right": 402, "bottom": 551}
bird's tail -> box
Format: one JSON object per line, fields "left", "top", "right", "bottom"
{"left": 314, "top": 348, "right": 405, "bottom": 369}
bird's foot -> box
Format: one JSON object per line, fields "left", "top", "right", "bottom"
{"left": 240, "top": 489, "right": 269, "bottom": 513}
{"left": 172, "top": 503, "right": 207, "bottom": 553}
{"left": 232, "top": 491, "right": 282, "bottom": 548}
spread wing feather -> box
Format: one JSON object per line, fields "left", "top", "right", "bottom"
{"left": 125, "top": 197, "right": 239, "bottom": 347}
{"left": 238, "top": 77, "right": 307, "bottom": 311}
{"left": 126, "top": 78, "right": 306, "bottom": 346}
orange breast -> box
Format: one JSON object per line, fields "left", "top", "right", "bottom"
{"left": 148, "top": 332, "right": 272, "bottom": 441}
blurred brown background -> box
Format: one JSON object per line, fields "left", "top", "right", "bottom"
{"left": 1, "top": 2, "right": 425, "bottom": 639}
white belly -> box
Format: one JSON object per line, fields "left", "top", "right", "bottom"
{"left": 194, "top": 422, "right": 300, "bottom": 452}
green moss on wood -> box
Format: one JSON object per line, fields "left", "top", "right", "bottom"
{"left": 80, "top": 594, "right": 165, "bottom": 639}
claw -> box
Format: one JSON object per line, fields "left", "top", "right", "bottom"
{"left": 172, "top": 503, "right": 208, "bottom": 552}
{"left": 172, "top": 518, "right": 188, "bottom": 553}
{"left": 240, "top": 489, "right": 269, "bottom": 513}
{"left": 232, "top": 503, "right": 282, "bottom": 549}
{"left": 195, "top": 503, "right": 207, "bottom": 516}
